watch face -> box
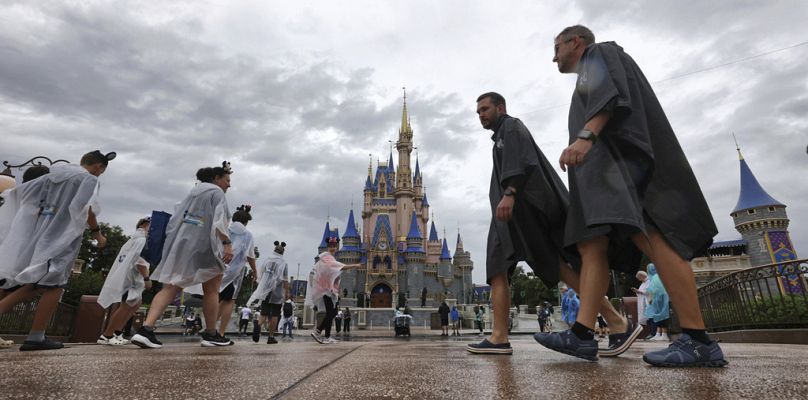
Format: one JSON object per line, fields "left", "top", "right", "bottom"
{"left": 378, "top": 242, "right": 387, "bottom": 250}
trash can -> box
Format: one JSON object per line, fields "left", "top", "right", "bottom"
{"left": 71, "top": 295, "right": 106, "bottom": 343}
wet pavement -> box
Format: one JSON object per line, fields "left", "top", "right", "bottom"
{"left": 1, "top": 336, "right": 806, "bottom": 399}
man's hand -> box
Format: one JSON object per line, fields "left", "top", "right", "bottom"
{"left": 95, "top": 233, "right": 107, "bottom": 249}
{"left": 496, "top": 195, "right": 515, "bottom": 222}
{"left": 144, "top": 280, "right": 153, "bottom": 290}
{"left": 222, "top": 244, "right": 234, "bottom": 264}
{"left": 559, "top": 138, "right": 593, "bottom": 172}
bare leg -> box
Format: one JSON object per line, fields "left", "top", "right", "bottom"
{"left": 103, "top": 301, "right": 141, "bottom": 337}
{"left": 488, "top": 271, "right": 511, "bottom": 344}
{"left": 218, "top": 299, "right": 235, "bottom": 335}
{"left": 201, "top": 275, "right": 223, "bottom": 333}
{"left": 559, "top": 263, "right": 627, "bottom": 333}
{"left": 631, "top": 230, "right": 705, "bottom": 330}
{"left": 268, "top": 316, "right": 279, "bottom": 337}
{"left": 144, "top": 285, "right": 181, "bottom": 326}
{"left": 0, "top": 284, "right": 39, "bottom": 313}
{"left": 575, "top": 236, "right": 611, "bottom": 330}
{"left": 31, "top": 288, "right": 64, "bottom": 332}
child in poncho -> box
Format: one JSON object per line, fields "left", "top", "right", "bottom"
{"left": 97, "top": 217, "right": 152, "bottom": 346}
{"left": 305, "top": 237, "right": 360, "bottom": 344}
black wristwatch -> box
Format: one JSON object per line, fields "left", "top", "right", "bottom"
{"left": 504, "top": 187, "right": 516, "bottom": 197}
{"left": 222, "top": 239, "right": 232, "bottom": 245}
{"left": 577, "top": 128, "right": 598, "bottom": 144}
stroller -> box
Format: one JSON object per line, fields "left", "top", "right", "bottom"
{"left": 393, "top": 314, "right": 413, "bottom": 337}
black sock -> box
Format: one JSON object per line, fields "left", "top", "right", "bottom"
{"left": 142, "top": 326, "right": 155, "bottom": 333}
{"left": 114, "top": 330, "right": 123, "bottom": 336}
{"left": 102, "top": 334, "right": 113, "bottom": 340}
{"left": 682, "top": 328, "right": 711, "bottom": 345}
{"left": 571, "top": 322, "right": 595, "bottom": 341}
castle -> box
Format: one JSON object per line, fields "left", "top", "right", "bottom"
{"left": 690, "top": 143, "right": 801, "bottom": 290}
{"left": 314, "top": 93, "right": 473, "bottom": 308}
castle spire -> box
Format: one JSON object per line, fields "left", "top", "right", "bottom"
{"left": 400, "top": 87, "right": 409, "bottom": 133}
{"left": 429, "top": 221, "right": 439, "bottom": 242}
{"left": 343, "top": 209, "right": 360, "bottom": 239}
{"left": 732, "top": 138, "right": 784, "bottom": 213}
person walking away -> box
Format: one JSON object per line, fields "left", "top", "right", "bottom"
{"left": 97, "top": 217, "right": 152, "bottom": 346}
{"left": 247, "top": 241, "right": 289, "bottom": 344}
{"left": 343, "top": 307, "right": 352, "bottom": 337}
{"left": 438, "top": 301, "right": 450, "bottom": 336}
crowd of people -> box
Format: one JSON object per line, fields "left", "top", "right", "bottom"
{"left": 1, "top": 24, "right": 725, "bottom": 368}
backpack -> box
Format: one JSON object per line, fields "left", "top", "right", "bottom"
{"left": 141, "top": 210, "right": 171, "bottom": 265}
{"left": 282, "top": 302, "right": 293, "bottom": 317}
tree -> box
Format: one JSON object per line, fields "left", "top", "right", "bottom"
{"left": 78, "top": 222, "right": 130, "bottom": 273}
{"left": 510, "top": 265, "right": 555, "bottom": 312}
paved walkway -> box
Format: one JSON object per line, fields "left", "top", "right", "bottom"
{"left": 1, "top": 336, "right": 806, "bottom": 399}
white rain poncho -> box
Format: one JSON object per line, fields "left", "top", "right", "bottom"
{"left": 97, "top": 229, "right": 149, "bottom": 308}
{"left": 247, "top": 250, "right": 287, "bottom": 306}
{"left": 636, "top": 278, "right": 651, "bottom": 325}
{"left": 185, "top": 221, "right": 254, "bottom": 296}
{"left": 304, "top": 252, "right": 344, "bottom": 309}
{"left": 0, "top": 165, "right": 99, "bottom": 288}
{"left": 150, "top": 182, "right": 230, "bottom": 288}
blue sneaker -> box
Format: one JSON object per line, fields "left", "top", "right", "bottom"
{"left": 643, "top": 334, "right": 728, "bottom": 368}
{"left": 533, "top": 329, "right": 598, "bottom": 361}
{"left": 466, "top": 338, "right": 513, "bottom": 355}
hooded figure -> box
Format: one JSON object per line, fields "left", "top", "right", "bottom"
{"left": 97, "top": 227, "right": 149, "bottom": 308}
{"left": 0, "top": 164, "right": 101, "bottom": 288}
{"left": 561, "top": 288, "right": 580, "bottom": 326}
{"left": 151, "top": 182, "right": 230, "bottom": 288}
{"left": 644, "top": 264, "right": 670, "bottom": 322}
{"left": 247, "top": 242, "right": 287, "bottom": 307}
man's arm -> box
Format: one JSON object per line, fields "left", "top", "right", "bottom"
{"left": 559, "top": 111, "right": 611, "bottom": 171}
{"left": 247, "top": 257, "right": 257, "bottom": 277}
{"left": 136, "top": 263, "right": 152, "bottom": 290}
{"left": 87, "top": 207, "right": 107, "bottom": 249}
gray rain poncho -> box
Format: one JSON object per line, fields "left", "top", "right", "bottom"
{"left": 185, "top": 221, "right": 253, "bottom": 296}
{"left": 0, "top": 164, "right": 100, "bottom": 288}
{"left": 97, "top": 228, "right": 149, "bottom": 308}
{"left": 565, "top": 42, "right": 717, "bottom": 270}
{"left": 151, "top": 182, "right": 230, "bottom": 288}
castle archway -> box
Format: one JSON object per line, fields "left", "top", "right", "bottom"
{"left": 370, "top": 282, "right": 393, "bottom": 308}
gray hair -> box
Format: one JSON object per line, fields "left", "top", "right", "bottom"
{"left": 556, "top": 25, "right": 595, "bottom": 46}
{"left": 635, "top": 271, "right": 648, "bottom": 279}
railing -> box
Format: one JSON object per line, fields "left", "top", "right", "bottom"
{"left": 0, "top": 298, "right": 77, "bottom": 337}
{"left": 698, "top": 259, "right": 808, "bottom": 332}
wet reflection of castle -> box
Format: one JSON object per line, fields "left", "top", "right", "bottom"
{"left": 690, "top": 143, "right": 800, "bottom": 286}
{"left": 313, "top": 93, "right": 473, "bottom": 308}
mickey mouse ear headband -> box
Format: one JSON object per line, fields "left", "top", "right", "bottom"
{"left": 88, "top": 150, "right": 117, "bottom": 166}
{"left": 273, "top": 241, "right": 287, "bottom": 247}
{"left": 222, "top": 161, "right": 233, "bottom": 174}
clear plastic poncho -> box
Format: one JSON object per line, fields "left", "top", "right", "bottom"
{"left": 0, "top": 165, "right": 99, "bottom": 288}
{"left": 246, "top": 250, "right": 287, "bottom": 306}
{"left": 304, "top": 252, "right": 344, "bottom": 309}
{"left": 97, "top": 229, "right": 149, "bottom": 308}
{"left": 150, "top": 182, "right": 230, "bottom": 288}
{"left": 185, "top": 221, "right": 253, "bottom": 296}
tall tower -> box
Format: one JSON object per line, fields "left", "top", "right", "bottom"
{"left": 730, "top": 145, "right": 797, "bottom": 267}
{"left": 395, "top": 89, "right": 416, "bottom": 243}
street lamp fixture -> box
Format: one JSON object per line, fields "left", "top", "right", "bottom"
{"left": 0, "top": 157, "right": 70, "bottom": 203}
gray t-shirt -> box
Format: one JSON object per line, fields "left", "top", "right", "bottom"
{"left": 267, "top": 262, "right": 288, "bottom": 304}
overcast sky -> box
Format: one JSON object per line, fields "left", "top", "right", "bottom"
{"left": 2, "top": 1, "right": 806, "bottom": 285}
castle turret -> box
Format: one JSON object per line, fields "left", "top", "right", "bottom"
{"left": 394, "top": 90, "right": 415, "bottom": 244}
{"left": 426, "top": 221, "right": 441, "bottom": 265}
{"left": 730, "top": 144, "right": 796, "bottom": 267}
{"left": 452, "top": 230, "right": 474, "bottom": 303}
{"left": 318, "top": 221, "right": 332, "bottom": 254}
{"left": 339, "top": 209, "right": 362, "bottom": 263}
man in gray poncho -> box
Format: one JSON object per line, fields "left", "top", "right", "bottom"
{"left": 0, "top": 150, "right": 114, "bottom": 351}
{"left": 467, "top": 93, "right": 636, "bottom": 356}
{"left": 535, "top": 25, "right": 727, "bottom": 367}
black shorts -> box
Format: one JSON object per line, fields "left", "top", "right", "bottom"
{"left": 260, "top": 300, "right": 282, "bottom": 317}
{"left": 440, "top": 316, "right": 449, "bottom": 325}
{"left": 219, "top": 283, "right": 236, "bottom": 301}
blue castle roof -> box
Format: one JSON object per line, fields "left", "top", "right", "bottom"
{"left": 364, "top": 175, "right": 374, "bottom": 191}
{"left": 406, "top": 211, "right": 423, "bottom": 240}
{"left": 343, "top": 210, "right": 360, "bottom": 239}
{"left": 371, "top": 214, "right": 394, "bottom": 248}
{"left": 413, "top": 157, "right": 420, "bottom": 184}
{"left": 428, "top": 221, "right": 439, "bottom": 241}
{"left": 319, "top": 221, "right": 331, "bottom": 248}
{"left": 733, "top": 157, "right": 784, "bottom": 213}
{"left": 388, "top": 151, "right": 395, "bottom": 173}
{"left": 422, "top": 192, "right": 429, "bottom": 207}
{"left": 440, "top": 238, "right": 451, "bottom": 260}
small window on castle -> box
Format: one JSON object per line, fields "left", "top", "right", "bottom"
{"left": 768, "top": 206, "right": 775, "bottom": 212}
{"left": 747, "top": 209, "right": 756, "bottom": 215}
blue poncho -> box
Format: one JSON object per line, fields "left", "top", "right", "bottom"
{"left": 644, "top": 264, "right": 670, "bottom": 321}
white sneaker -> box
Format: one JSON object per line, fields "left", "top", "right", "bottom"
{"left": 114, "top": 334, "right": 130, "bottom": 345}
{"left": 310, "top": 330, "right": 325, "bottom": 344}
{"left": 326, "top": 337, "right": 339, "bottom": 344}
{"left": 651, "top": 334, "right": 664, "bottom": 341}
{"left": 0, "top": 337, "right": 13, "bottom": 348}
{"left": 97, "top": 335, "right": 111, "bottom": 345}
{"left": 108, "top": 336, "right": 128, "bottom": 346}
